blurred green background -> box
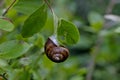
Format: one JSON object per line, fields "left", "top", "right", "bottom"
{"left": 0, "top": 0, "right": 120, "bottom": 80}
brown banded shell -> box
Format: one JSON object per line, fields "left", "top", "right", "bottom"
{"left": 45, "top": 38, "right": 69, "bottom": 63}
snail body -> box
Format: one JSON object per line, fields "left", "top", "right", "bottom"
{"left": 45, "top": 38, "right": 69, "bottom": 63}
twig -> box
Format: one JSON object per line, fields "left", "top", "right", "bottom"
{"left": 0, "top": 0, "right": 4, "bottom": 7}
{"left": 2, "top": 0, "right": 17, "bottom": 16}
{"left": 106, "top": 0, "right": 116, "bottom": 14}
{"left": 86, "top": 1, "right": 117, "bottom": 79}
{"left": 43, "top": 0, "right": 53, "bottom": 14}
{"left": 86, "top": 35, "right": 103, "bottom": 80}
{"left": 43, "top": 0, "right": 58, "bottom": 37}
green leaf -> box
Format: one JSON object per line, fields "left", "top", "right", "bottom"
{"left": 14, "top": 0, "right": 42, "bottom": 15}
{"left": 21, "top": 4, "right": 47, "bottom": 38}
{"left": 8, "top": 69, "right": 31, "bottom": 80}
{"left": 57, "top": 19, "right": 80, "bottom": 45}
{"left": 70, "top": 75, "right": 84, "bottom": 80}
{"left": 0, "top": 40, "right": 32, "bottom": 59}
{"left": 88, "top": 12, "right": 104, "bottom": 32}
{"left": 0, "top": 18, "right": 14, "bottom": 31}
{"left": 34, "top": 34, "right": 45, "bottom": 48}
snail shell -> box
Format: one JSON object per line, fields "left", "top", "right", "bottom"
{"left": 45, "top": 38, "right": 69, "bottom": 63}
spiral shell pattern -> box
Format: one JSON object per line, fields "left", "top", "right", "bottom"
{"left": 45, "top": 38, "right": 69, "bottom": 63}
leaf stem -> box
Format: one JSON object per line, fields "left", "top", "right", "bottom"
{"left": 43, "top": 0, "right": 53, "bottom": 14}
{"left": 2, "top": 0, "right": 17, "bottom": 16}
{"left": 43, "top": 0, "right": 59, "bottom": 37}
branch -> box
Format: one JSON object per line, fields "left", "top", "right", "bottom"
{"left": 43, "top": 0, "right": 53, "bottom": 14}
{"left": 0, "top": 0, "right": 4, "bottom": 7}
{"left": 86, "top": 35, "right": 103, "bottom": 80}
{"left": 106, "top": 0, "right": 116, "bottom": 14}
{"left": 2, "top": 0, "right": 17, "bottom": 16}
{"left": 43, "top": 0, "right": 58, "bottom": 37}
{"left": 86, "top": 1, "right": 117, "bottom": 80}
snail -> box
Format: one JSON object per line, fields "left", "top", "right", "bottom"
{"left": 44, "top": 38, "right": 69, "bottom": 63}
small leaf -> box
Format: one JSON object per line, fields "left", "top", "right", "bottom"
{"left": 0, "top": 40, "right": 32, "bottom": 59}
{"left": 21, "top": 4, "right": 47, "bottom": 37}
{"left": 8, "top": 69, "right": 31, "bottom": 80}
{"left": 14, "top": 0, "right": 43, "bottom": 15}
{"left": 88, "top": 12, "right": 104, "bottom": 32}
{"left": 0, "top": 18, "right": 14, "bottom": 31}
{"left": 57, "top": 19, "right": 80, "bottom": 45}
